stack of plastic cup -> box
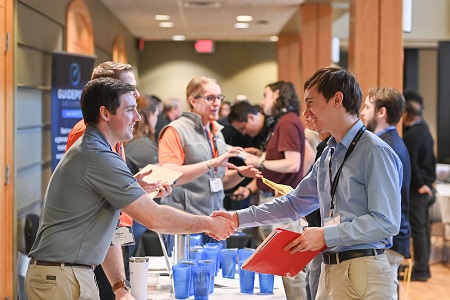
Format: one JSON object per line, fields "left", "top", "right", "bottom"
{"left": 238, "top": 260, "right": 255, "bottom": 294}
{"left": 237, "top": 248, "right": 255, "bottom": 262}
{"left": 190, "top": 234, "right": 203, "bottom": 247}
{"left": 204, "top": 243, "right": 223, "bottom": 276}
{"left": 203, "top": 247, "right": 220, "bottom": 277}
{"left": 172, "top": 264, "right": 192, "bottom": 299}
{"left": 197, "top": 260, "right": 215, "bottom": 294}
{"left": 220, "top": 248, "right": 237, "bottom": 279}
{"left": 179, "top": 259, "right": 197, "bottom": 297}
{"left": 189, "top": 246, "right": 204, "bottom": 261}
{"left": 192, "top": 265, "right": 211, "bottom": 300}
{"left": 258, "top": 273, "right": 275, "bottom": 294}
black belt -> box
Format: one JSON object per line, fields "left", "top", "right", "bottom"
{"left": 30, "top": 258, "right": 95, "bottom": 270}
{"left": 322, "top": 249, "right": 384, "bottom": 265}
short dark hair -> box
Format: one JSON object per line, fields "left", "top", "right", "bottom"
{"left": 403, "top": 90, "right": 424, "bottom": 117}
{"left": 367, "top": 87, "right": 405, "bottom": 125}
{"left": 403, "top": 90, "right": 423, "bottom": 106}
{"left": 228, "top": 101, "right": 260, "bottom": 123}
{"left": 266, "top": 81, "right": 300, "bottom": 116}
{"left": 304, "top": 67, "right": 362, "bottom": 117}
{"left": 91, "top": 61, "right": 133, "bottom": 80}
{"left": 81, "top": 77, "right": 135, "bottom": 125}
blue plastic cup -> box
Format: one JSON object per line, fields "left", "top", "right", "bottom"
{"left": 237, "top": 248, "right": 255, "bottom": 262}
{"left": 204, "top": 243, "right": 223, "bottom": 275}
{"left": 238, "top": 261, "right": 255, "bottom": 294}
{"left": 172, "top": 264, "right": 191, "bottom": 299}
{"left": 197, "top": 260, "right": 215, "bottom": 294}
{"left": 203, "top": 247, "right": 220, "bottom": 277}
{"left": 179, "top": 260, "right": 197, "bottom": 296}
{"left": 220, "top": 248, "right": 237, "bottom": 279}
{"left": 190, "top": 234, "right": 203, "bottom": 247}
{"left": 192, "top": 265, "right": 211, "bottom": 300}
{"left": 190, "top": 246, "right": 204, "bottom": 261}
{"left": 258, "top": 273, "right": 275, "bottom": 294}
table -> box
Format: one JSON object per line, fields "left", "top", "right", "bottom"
{"left": 435, "top": 183, "right": 450, "bottom": 262}
{"left": 146, "top": 271, "right": 286, "bottom": 299}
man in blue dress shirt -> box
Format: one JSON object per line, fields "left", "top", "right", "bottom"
{"left": 361, "top": 87, "right": 411, "bottom": 299}
{"left": 213, "top": 66, "right": 403, "bottom": 299}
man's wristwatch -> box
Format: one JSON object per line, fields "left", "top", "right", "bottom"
{"left": 113, "top": 279, "right": 131, "bottom": 293}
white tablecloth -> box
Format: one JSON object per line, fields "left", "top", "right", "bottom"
{"left": 145, "top": 257, "right": 287, "bottom": 299}
{"left": 436, "top": 183, "right": 450, "bottom": 239}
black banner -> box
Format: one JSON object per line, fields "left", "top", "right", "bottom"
{"left": 51, "top": 52, "right": 95, "bottom": 170}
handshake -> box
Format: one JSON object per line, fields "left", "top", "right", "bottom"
{"left": 205, "top": 210, "right": 240, "bottom": 241}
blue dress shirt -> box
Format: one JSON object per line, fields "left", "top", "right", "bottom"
{"left": 238, "top": 120, "right": 403, "bottom": 253}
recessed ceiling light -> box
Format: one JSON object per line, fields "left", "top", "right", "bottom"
{"left": 155, "top": 15, "right": 170, "bottom": 21}
{"left": 269, "top": 36, "right": 279, "bottom": 42}
{"left": 234, "top": 23, "right": 250, "bottom": 29}
{"left": 172, "top": 35, "right": 186, "bottom": 41}
{"left": 159, "top": 22, "right": 174, "bottom": 28}
{"left": 236, "top": 15, "right": 253, "bottom": 22}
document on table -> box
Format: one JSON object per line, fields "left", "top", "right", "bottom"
{"left": 135, "top": 164, "right": 183, "bottom": 198}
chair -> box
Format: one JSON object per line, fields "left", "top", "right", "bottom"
{"left": 17, "top": 251, "right": 30, "bottom": 300}
{"left": 398, "top": 258, "right": 412, "bottom": 299}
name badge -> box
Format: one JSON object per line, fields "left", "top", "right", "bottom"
{"left": 209, "top": 177, "right": 224, "bottom": 193}
{"left": 324, "top": 215, "right": 341, "bottom": 227}
{"left": 111, "top": 226, "right": 135, "bottom": 246}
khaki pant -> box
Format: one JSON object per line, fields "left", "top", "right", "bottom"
{"left": 25, "top": 263, "right": 99, "bottom": 300}
{"left": 385, "top": 249, "right": 404, "bottom": 300}
{"left": 316, "top": 254, "right": 393, "bottom": 300}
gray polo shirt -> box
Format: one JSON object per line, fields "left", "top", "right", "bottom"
{"left": 29, "top": 125, "right": 146, "bottom": 265}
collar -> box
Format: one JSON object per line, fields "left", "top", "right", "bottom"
{"left": 85, "top": 124, "right": 112, "bottom": 151}
{"left": 328, "top": 119, "right": 364, "bottom": 149}
{"left": 376, "top": 125, "right": 396, "bottom": 137}
{"left": 181, "top": 111, "right": 223, "bottom": 135}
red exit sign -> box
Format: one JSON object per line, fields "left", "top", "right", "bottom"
{"left": 195, "top": 40, "right": 215, "bottom": 54}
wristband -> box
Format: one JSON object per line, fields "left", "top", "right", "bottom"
{"left": 237, "top": 170, "right": 245, "bottom": 178}
{"left": 259, "top": 159, "right": 266, "bottom": 171}
{"left": 206, "top": 161, "right": 212, "bottom": 170}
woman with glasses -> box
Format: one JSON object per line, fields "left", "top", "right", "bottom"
{"left": 158, "top": 76, "right": 261, "bottom": 247}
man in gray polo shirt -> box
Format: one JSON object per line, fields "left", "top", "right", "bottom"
{"left": 26, "top": 78, "right": 237, "bottom": 300}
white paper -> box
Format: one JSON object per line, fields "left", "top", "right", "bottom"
{"left": 135, "top": 164, "right": 183, "bottom": 198}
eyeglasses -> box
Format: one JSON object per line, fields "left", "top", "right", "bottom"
{"left": 194, "top": 94, "right": 225, "bottom": 103}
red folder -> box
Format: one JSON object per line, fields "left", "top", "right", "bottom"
{"left": 241, "top": 227, "right": 326, "bottom": 278}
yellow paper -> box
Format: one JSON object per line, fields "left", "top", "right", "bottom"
{"left": 262, "top": 178, "right": 293, "bottom": 196}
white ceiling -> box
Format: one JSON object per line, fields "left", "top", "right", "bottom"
{"left": 98, "top": 0, "right": 307, "bottom": 42}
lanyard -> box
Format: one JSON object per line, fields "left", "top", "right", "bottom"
{"left": 328, "top": 125, "right": 366, "bottom": 216}
{"left": 204, "top": 124, "right": 218, "bottom": 175}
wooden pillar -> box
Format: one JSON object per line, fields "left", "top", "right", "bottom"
{"left": 300, "top": 3, "right": 332, "bottom": 90}
{"left": 0, "top": 0, "right": 15, "bottom": 298}
{"left": 277, "top": 3, "right": 332, "bottom": 98}
{"left": 349, "top": 0, "right": 403, "bottom": 130}
{"left": 277, "top": 33, "right": 301, "bottom": 93}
